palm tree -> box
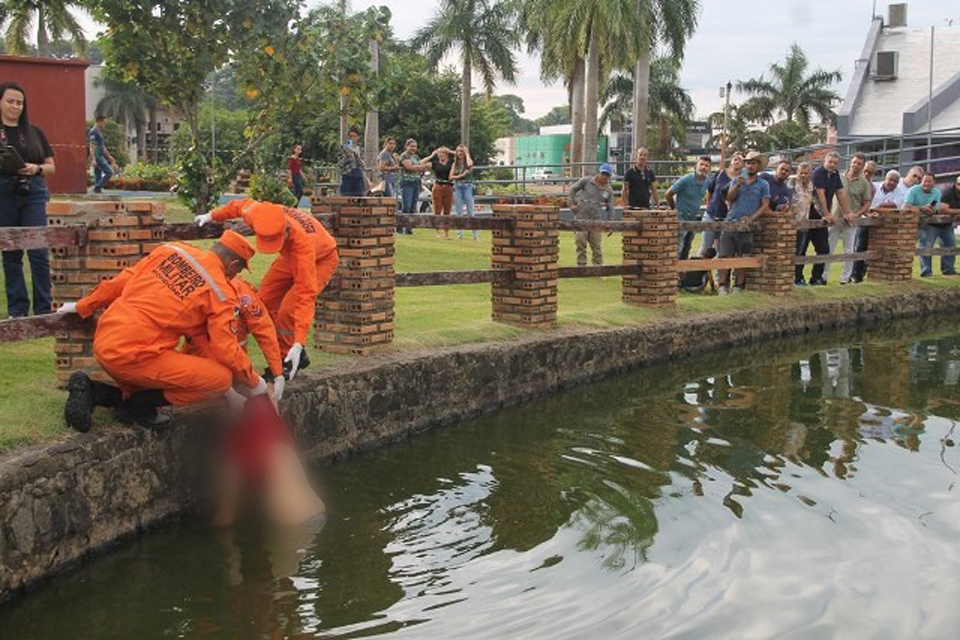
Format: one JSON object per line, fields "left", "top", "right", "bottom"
{"left": 96, "top": 77, "right": 157, "bottom": 163}
{"left": 1, "top": 0, "right": 86, "bottom": 57}
{"left": 706, "top": 104, "right": 767, "bottom": 155}
{"left": 601, "top": 57, "right": 693, "bottom": 154}
{"left": 412, "top": 0, "right": 518, "bottom": 147}
{"left": 736, "top": 43, "right": 842, "bottom": 129}
{"left": 631, "top": 0, "right": 699, "bottom": 148}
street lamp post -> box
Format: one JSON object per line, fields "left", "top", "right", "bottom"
{"left": 720, "top": 81, "right": 732, "bottom": 169}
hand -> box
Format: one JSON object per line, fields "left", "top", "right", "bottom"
{"left": 57, "top": 302, "right": 78, "bottom": 314}
{"left": 194, "top": 213, "right": 214, "bottom": 226}
{"left": 273, "top": 374, "right": 286, "bottom": 401}
{"left": 17, "top": 163, "right": 37, "bottom": 176}
{"left": 735, "top": 175, "right": 746, "bottom": 186}
{"left": 247, "top": 376, "right": 268, "bottom": 397}
{"left": 224, "top": 387, "right": 246, "bottom": 412}
{"left": 284, "top": 343, "right": 304, "bottom": 380}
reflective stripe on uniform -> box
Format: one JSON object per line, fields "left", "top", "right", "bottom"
{"left": 164, "top": 244, "right": 227, "bottom": 302}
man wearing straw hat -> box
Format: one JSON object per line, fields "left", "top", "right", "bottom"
{"left": 718, "top": 150, "right": 770, "bottom": 294}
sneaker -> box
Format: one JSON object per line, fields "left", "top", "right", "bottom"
{"left": 732, "top": 286, "right": 745, "bottom": 294}
{"left": 839, "top": 280, "right": 849, "bottom": 285}
{"left": 794, "top": 279, "right": 807, "bottom": 287}
{"left": 811, "top": 278, "right": 828, "bottom": 286}
{"left": 64, "top": 371, "right": 95, "bottom": 433}
{"left": 920, "top": 273, "right": 932, "bottom": 278}
{"left": 718, "top": 286, "right": 730, "bottom": 296}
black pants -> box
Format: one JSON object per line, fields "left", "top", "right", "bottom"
{"left": 852, "top": 227, "right": 869, "bottom": 282}
{"left": 795, "top": 228, "right": 829, "bottom": 283}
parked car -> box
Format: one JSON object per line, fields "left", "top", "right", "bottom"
{"left": 531, "top": 169, "right": 558, "bottom": 182}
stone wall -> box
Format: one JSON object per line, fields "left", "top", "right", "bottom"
{"left": 4, "top": 288, "right": 960, "bottom": 600}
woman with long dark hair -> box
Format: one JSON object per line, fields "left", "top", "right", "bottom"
{"left": 0, "top": 81, "right": 55, "bottom": 317}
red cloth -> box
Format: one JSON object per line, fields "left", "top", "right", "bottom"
{"left": 225, "top": 395, "right": 294, "bottom": 486}
{"left": 288, "top": 157, "right": 302, "bottom": 175}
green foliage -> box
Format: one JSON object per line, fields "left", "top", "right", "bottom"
{"left": 170, "top": 104, "right": 253, "bottom": 169}
{"left": 86, "top": 119, "right": 129, "bottom": 167}
{"left": 248, "top": 171, "right": 296, "bottom": 206}
{"left": 174, "top": 147, "right": 228, "bottom": 213}
{"left": 535, "top": 105, "right": 570, "bottom": 128}
{"left": 2, "top": 0, "right": 87, "bottom": 57}
{"left": 122, "top": 162, "right": 174, "bottom": 183}
{"left": 492, "top": 93, "right": 537, "bottom": 135}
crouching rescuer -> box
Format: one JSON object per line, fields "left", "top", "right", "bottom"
{"left": 59, "top": 231, "right": 271, "bottom": 430}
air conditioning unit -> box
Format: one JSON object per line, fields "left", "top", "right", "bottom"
{"left": 888, "top": 3, "right": 907, "bottom": 28}
{"left": 874, "top": 51, "right": 899, "bottom": 80}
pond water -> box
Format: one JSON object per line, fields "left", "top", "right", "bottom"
{"left": 4, "top": 321, "right": 960, "bottom": 638}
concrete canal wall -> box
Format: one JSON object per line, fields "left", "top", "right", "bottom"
{"left": 3, "top": 287, "right": 960, "bottom": 600}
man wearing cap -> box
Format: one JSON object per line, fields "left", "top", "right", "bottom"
{"left": 198, "top": 199, "right": 339, "bottom": 379}
{"left": 718, "top": 150, "right": 770, "bottom": 294}
{"left": 570, "top": 164, "right": 615, "bottom": 266}
{"left": 57, "top": 231, "right": 269, "bottom": 431}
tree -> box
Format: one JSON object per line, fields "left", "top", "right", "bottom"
{"left": 2, "top": 0, "right": 87, "bottom": 57}
{"left": 631, "top": 0, "right": 699, "bottom": 148}
{"left": 93, "top": 0, "right": 324, "bottom": 213}
{"left": 737, "top": 43, "right": 842, "bottom": 129}
{"left": 493, "top": 94, "right": 536, "bottom": 135}
{"left": 95, "top": 76, "right": 157, "bottom": 162}
{"left": 534, "top": 105, "right": 570, "bottom": 128}
{"left": 412, "top": 0, "right": 518, "bottom": 147}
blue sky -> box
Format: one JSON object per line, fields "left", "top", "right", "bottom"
{"left": 351, "top": 0, "right": 960, "bottom": 121}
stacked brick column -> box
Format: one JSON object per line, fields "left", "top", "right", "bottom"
{"left": 869, "top": 209, "right": 920, "bottom": 282}
{"left": 752, "top": 213, "right": 794, "bottom": 296}
{"left": 622, "top": 208, "right": 677, "bottom": 307}
{"left": 314, "top": 196, "right": 395, "bottom": 355}
{"left": 491, "top": 204, "right": 559, "bottom": 328}
{"left": 50, "top": 201, "right": 165, "bottom": 387}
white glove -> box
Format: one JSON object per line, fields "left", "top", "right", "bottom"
{"left": 272, "top": 374, "right": 285, "bottom": 401}
{"left": 194, "top": 212, "right": 214, "bottom": 226}
{"left": 247, "top": 376, "right": 268, "bottom": 397}
{"left": 57, "top": 302, "right": 78, "bottom": 314}
{"left": 224, "top": 387, "right": 246, "bottom": 412}
{"left": 284, "top": 343, "right": 304, "bottom": 380}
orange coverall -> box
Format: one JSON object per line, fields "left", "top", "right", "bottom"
{"left": 76, "top": 243, "right": 260, "bottom": 405}
{"left": 211, "top": 200, "right": 339, "bottom": 352}
{"left": 185, "top": 277, "right": 285, "bottom": 378}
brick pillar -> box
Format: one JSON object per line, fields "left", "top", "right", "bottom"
{"left": 51, "top": 201, "right": 165, "bottom": 387}
{"left": 491, "top": 204, "right": 559, "bottom": 328}
{"left": 869, "top": 209, "right": 919, "bottom": 283}
{"left": 314, "top": 196, "right": 395, "bottom": 355}
{"left": 622, "top": 208, "right": 677, "bottom": 307}
{"left": 752, "top": 213, "right": 794, "bottom": 296}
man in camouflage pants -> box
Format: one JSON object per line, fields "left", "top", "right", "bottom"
{"left": 569, "top": 163, "right": 615, "bottom": 266}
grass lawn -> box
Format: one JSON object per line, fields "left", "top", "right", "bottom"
{"left": 2, "top": 217, "right": 960, "bottom": 451}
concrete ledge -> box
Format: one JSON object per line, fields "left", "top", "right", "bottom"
{"left": 3, "top": 287, "right": 960, "bottom": 600}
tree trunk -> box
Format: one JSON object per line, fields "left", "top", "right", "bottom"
{"left": 36, "top": 6, "right": 49, "bottom": 57}
{"left": 363, "top": 37, "right": 380, "bottom": 176}
{"left": 582, "top": 28, "right": 601, "bottom": 176}
{"left": 136, "top": 119, "right": 146, "bottom": 163}
{"left": 339, "top": 94, "right": 348, "bottom": 143}
{"left": 632, "top": 45, "right": 651, "bottom": 150}
{"left": 148, "top": 107, "right": 158, "bottom": 163}
{"left": 460, "top": 55, "right": 472, "bottom": 146}
{"left": 569, "top": 57, "right": 585, "bottom": 177}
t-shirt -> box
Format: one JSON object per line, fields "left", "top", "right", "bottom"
{"left": 905, "top": 184, "right": 941, "bottom": 210}
{"left": 287, "top": 157, "right": 302, "bottom": 176}
{"left": 706, "top": 170, "right": 733, "bottom": 219}
{"left": 941, "top": 186, "right": 960, "bottom": 210}
{"left": 2, "top": 124, "right": 53, "bottom": 171}
{"left": 453, "top": 158, "right": 474, "bottom": 183}
{"left": 624, "top": 165, "right": 656, "bottom": 208}
{"left": 727, "top": 176, "right": 770, "bottom": 221}
{"left": 88, "top": 126, "right": 107, "bottom": 159}
{"left": 812, "top": 166, "right": 844, "bottom": 218}
{"left": 669, "top": 172, "right": 708, "bottom": 221}
{"left": 399, "top": 152, "right": 421, "bottom": 183}
{"left": 569, "top": 176, "right": 614, "bottom": 220}
{"left": 378, "top": 150, "right": 398, "bottom": 183}
{"left": 338, "top": 143, "right": 363, "bottom": 176}
{"left": 431, "top": 156, "right": 454, "bottom": 183}
{"left": 760, "top": 173, "right": 792, "bottom": 212}
{"left": 871, "top": 182, "right": 907, "bottom": 209}
{"left": 837, "top": 174, "right": 871, "bottom": 215}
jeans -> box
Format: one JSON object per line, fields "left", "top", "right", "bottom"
{"left": 796, "top": 227, "right": 830, "bottom": 283}
{"left": 852, "top": 227, "right": 869, "bottom": 282}
{"left": 700, "top": 212, "right": 722, "bottom": 256}
{"left": 678, "top": 230, "right": 695, "bottom": 260}
{"left": 0, "top": 176, "right": 52, "bottom": 316}
{"left": 828, "top": 223, "right": 858, "bottom": 283}
{"left": 919, "top": 224, "right": 957, "bottom": 276}
{"left": 291, "top": 173, "right": 304, "bottom": 203}
{"left": 93, "top": 155, "right": 113, "bottom": 191}
{"left": 399, "top": 179, "right": 420, "bottom": 234}
{"left": 340, "top": 171, "right": 365, "bottom": 196}
{"left": 454, "top": 182, "right": 478, "bottom": 240}
{"left": 383, "top": 178, "right": 396, "bottom": 198}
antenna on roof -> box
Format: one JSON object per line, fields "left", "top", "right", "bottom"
{"left": 872, "top": 0, "right": 877, "bottom": 19}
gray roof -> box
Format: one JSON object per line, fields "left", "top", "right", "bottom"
{"left": 838, "top": 22, "right": 960, "bottom": 138}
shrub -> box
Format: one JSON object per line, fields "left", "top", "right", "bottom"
{"left": 248, "top": 172, "right": 296, "bottom": 207}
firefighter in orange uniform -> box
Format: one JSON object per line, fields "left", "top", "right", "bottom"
{"left": 196, "top": 199, "right": 338, "bottom": 378}
{"left": 58, "top": 231, "right": 270, "bottom": 431}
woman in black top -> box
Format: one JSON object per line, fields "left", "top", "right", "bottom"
{"left": 0, "top": 82, "right": 55, "bottom": 317}
{"left": 424, "top": 146, "right": 455, "bottom": 239}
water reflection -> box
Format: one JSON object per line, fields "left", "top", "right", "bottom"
{"left": 3, "top": 321, "right": 960, "bottom": 638}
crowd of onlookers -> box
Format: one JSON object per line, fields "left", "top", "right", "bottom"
{"left": 567, "top": 147, "right": 960, "bottom": 295}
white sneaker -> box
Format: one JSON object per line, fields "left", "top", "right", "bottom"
{"left": 718, "top": 286, "right": 730, "bottom": 296}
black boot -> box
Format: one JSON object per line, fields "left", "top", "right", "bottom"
{"left": 115, "top": 390, "right": 172, "bottom": 430}
{"left": 65, "top": 372, "right": 124, "bottom": 433}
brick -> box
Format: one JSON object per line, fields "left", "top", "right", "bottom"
{"left": 88, "top": 229, "right": 131, "bottom": 242}
{"left": 86, "top": 258, "right": 130, "bottom": 270}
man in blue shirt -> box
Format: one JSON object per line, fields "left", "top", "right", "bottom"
{"left": 760, "top": 160, "right": 793, "bottom": 213}
{"left": 906, "top": 172, "right": 953, "bottom": 277}
{"left": 717, "top": 151, "right": 770, "bottom": 294}
{"left": 666, "top": 155, "right": 711, "bottom": 259}
{"left": 88, "top": 115, "right": 116, "bottom": 194}
{"left": 701, "top": 151, "right": 743, "bottom": 256}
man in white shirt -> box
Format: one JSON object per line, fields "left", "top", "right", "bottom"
{"left": 871, "top": 170, "right": 907, "bottom": 209}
